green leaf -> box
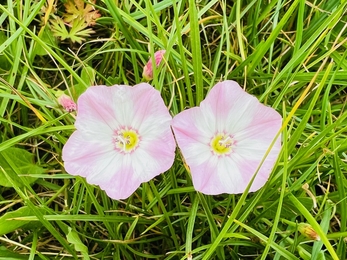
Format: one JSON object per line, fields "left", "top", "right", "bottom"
{"left": 81, "top": 66, "right": 96, "bottom": 85}
{"left": 67, "top": 227, "right": 90, "bottom": 260}
{"left": 261, "top": 197, "right": 313, "bottom": 219}
{"left": 63, "top": 0, "right": 101, "bottom": 26}
{"left": 33, "top": 25, "right": 58, "bottom": 56}
{"left": 51, "top": 17, "right": 94, "bottom": 44}
{"left": 288, "top": 193, "right": 339, "bottom": 260}
{"left": 73, "top": 66, "right": 96, "bottom": 99}
{"left": 0, "top": 206, "right": 42, "bottom": 236}
{"left": 188, "top": 0, "right": 203, "bottom": 105}
{"left": 50, "top": 18, "right": 70, "bottom": 41}
{"left": 234, "top": 219, "right": 300, "bottom": 260}
{"left": 106, "top": 76, "right": 122, "bottom": 85}
{"left": 68, "top": 19, "right": 94, "bottom": 44}
{"left": 0, "top": 246, "right": 31, "bottom": 260}
{"left": 0, "top": 147, "right": 45, "bottom": 187}
{"left": 0, "top": 31, "right": 11, "bottom": 70}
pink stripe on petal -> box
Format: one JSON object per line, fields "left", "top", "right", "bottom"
{"left": 201, "top": 81, "right": 257, "bottom": 132}
{"left": 216, "top": 157, "right": 248, "bottom": 193}
{"left": 172, "top": 107, "right": 213, "bottom": 144}
{"left": 100, "top": 156, "right": 142, "bottom": 200}
{"left": 190, "top": 156, "right": 250, "bottom": 194}
{"left": 231, "top": 106, "right": 282, "bottom": 136}
{"left": 131, "top": 149, "right": 169, "bottom": 182}
{"left": 85, "top": 153, "right": 125, "bottom": 185}
{"left": 201, "top": 81, "right": 282, "bottom": 135}
{"left": 230, "top": 153, "right": 272, "bottom": 192}
{"left": 62, "top": 131, "right": 116, "bottom": 178}
{"left": 174, "top": 134, "right": 211, "bottom": 166}
{"left": 248, "top": 102, "right": 282, "bottom": 127}
{"left": 189, "top": 156, "right": 219, "bottom": 194}
{"left": 131, "top": 136, "right": 176, "bottom": 182}
{"left": 235, "top": 121, "right": 280, "bottom": 142}
{"left": 130, "top": 83, "right": 172, "bottom": 132}
{"left": 75, "top": 86, "right": 123, "bottom": 133}
{"left": 236, "top": 137, "right": 281, "bottom": 155}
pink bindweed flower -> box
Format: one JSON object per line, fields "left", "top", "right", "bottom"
{"left": 171, "top": 80, "right": 282, "bottom": 195}
{"left": 142, "top": 50, "right": 166, "bottom": 81}
{"left": 62, "top": 83, "right": 176, "bottom": 200}
{"left": 57, "top": 93, "right": 77, "bottom": 112}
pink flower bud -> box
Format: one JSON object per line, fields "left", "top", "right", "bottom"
{"left": 142, "top": 50, "right": 166, "bottom": 81}
{"left": 298, "top": 223, "right": 320, "bottom": 241}
{"left": 58, "top": 93, "right": 76, "bottom": 112}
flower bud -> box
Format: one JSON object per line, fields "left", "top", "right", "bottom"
{"left": 57, "top": 93, "right": 76, "bottom": 112}
{"left": 142, "top": 50, "right": 166, "bottom": 81}
{"left": 298, "top": 223, "right": 320, "bottom": 241}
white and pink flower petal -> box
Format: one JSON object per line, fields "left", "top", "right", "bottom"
{"left": 172, "top": 80, "right": 282, "bottom": 195}
{"left": 63, "top": 83, "right": 176, "bottom": 200}
{"left": 100, "top": 156, "right": 143, "bottom": 200}
{"left": 62, "top": 131, "right": 115, "bottom": 179}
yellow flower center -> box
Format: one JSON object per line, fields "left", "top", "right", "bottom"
{"left": 114, "top": 128, "right": 140, "bottom": 153}
{"left": 210, "top": 133, "right": 234, "bottom": 156}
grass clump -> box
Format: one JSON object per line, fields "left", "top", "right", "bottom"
{"left": 1, "top": 0, "right": 347, "bottom": 259}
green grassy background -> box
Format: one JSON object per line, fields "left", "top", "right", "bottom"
{"left": 0, "top": 0, "right": 347, "bottom": 259}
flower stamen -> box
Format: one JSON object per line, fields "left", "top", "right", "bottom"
{"left": 218, "top": 136, "right": 232, "bottom": 147}
{"left": 114, "top": 128, "right": 140, "bottom": 153}
{"left": 210, "top": 133, "right": 234, "bottom": 156}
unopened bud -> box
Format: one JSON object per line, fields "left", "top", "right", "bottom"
{"left": 298, "top": 223, "right": 320, "bottom": 241}
{"left": 142, "top": 50, "right": 166, "bottom": 81}
{"left": 57, "top": 93, "right": 76, "bottom": 112}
